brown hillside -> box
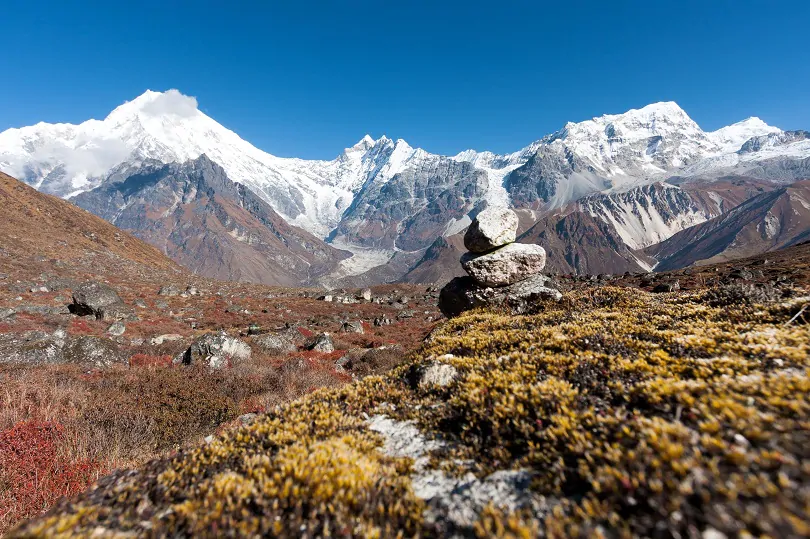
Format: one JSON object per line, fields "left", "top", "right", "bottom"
{"left": 0, "top": 171, "right": 181, "bottom": 276}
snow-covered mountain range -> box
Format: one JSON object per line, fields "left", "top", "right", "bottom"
{"left": 1, "top": 89, "right": 808, "bottom": 284}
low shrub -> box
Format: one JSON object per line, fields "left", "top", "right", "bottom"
{"left": 0, "top": 420, "right": 104, "bottom": 532}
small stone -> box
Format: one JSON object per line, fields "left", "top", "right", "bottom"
{"left": 464, "top": 206, "right": 519, "bottom": 253}
{"left": 238, "top": 413, "right": 258, "bottom": 425}
{"left": 419, "top": 363, "right": 458, "bottom": 388}
{"left": 461, "top": 243, "right": 547, "bottom": 287}
{"left": 150, "top": 334, "right": 183, "bottom": 346}
{"left": 106, "top": 321, "right": 126, "bottom": 336}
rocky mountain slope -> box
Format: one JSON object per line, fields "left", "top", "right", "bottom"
{"left": 648, "top": 180, "right": 810, "bottom": 270}
{"left": 3, "top": 90, "right": 810, "bottom": 283}
{"left": 72, "top": 155, "right": 348, "bottom": 286}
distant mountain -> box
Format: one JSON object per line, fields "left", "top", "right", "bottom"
{"left": 648, "top": 180, "right": 810, "bottom": 271}
{"left": 72, "top": 155, "right": 348, "bottom": 286}
{"left": 2, "top": 90, "right": 809, "bottom": 283}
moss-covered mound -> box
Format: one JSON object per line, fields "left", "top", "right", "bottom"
{"left": 13, "top": 286, "right": 810, "bottom": 538}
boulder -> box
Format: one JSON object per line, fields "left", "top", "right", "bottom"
{"left": 70, "top": 281, "right": 133, "bottom": 321}
{"left": 461, "top": 243, "right": 547, "bottom": 287}
{"left": 0, "top": 330, "right": 68, "bottom": 364}
{"left": 360, "top": 288, "right": 373, "bottom": 302}
{"left": 306, "top": 333, "right": 334, "bottom": 353}
{"left": 252, "top": 332, "right": 297, "bottom": 355}
{"left": 439, "top": 274, "right": 562, "bottom": 318}
{"left": 158, "top": 285, "right": 181, "bottom": 296}
{"left": 63, "top": 336, "right": 127, "bottom": 368}
{"left": 463, "top": 206, "right": 519, "bottom": 253}
{"left": 340, "top": 321, "right": 365, "bottom": 334}
{"left": 174, "top": 333, "right": 251, "bottom": 369}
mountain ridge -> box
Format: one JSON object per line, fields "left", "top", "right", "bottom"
{"left": 3, "top": 89, "right": 809, "bottom": 284}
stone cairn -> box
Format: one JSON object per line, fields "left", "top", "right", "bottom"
{"left": 438, "top": 207, "right": 562, "bottom": 318}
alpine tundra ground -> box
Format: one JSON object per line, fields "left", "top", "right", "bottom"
{"left": 10, "top": 253, "right": 810, "bottom": 537}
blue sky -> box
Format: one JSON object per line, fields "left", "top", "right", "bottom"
{"left": 1, "top": 0, "right": 808, "bottom": 159}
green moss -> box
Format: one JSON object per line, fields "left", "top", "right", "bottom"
{"left": 12, "top": 286, "right": 810, "bottom": 537}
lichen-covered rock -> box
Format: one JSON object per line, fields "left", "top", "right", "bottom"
{"left": 461, "top": 243, "right": 547, "bottom": 287}
{"left": 0, "top": 330, "right": 68, "bottom": 364}
{"left": 174, "top": 333, "right": 251, "bottom": 369}
{"left": 70, "top": 281, "right": 132, "bottom": 321}
{"left": 439, "top": 274, "right": 561, "bottom": 318}
{"left": 463, "top": 206, "right": 519, "bottom": 253}
{"left": 252, "top": 332, "right": 297, "bottom": 355}
{"left": 62, "top": 336, "right": 127, "bottom": 368}
{"left": 307, "top": 332, "right": 334, "bottom": 353}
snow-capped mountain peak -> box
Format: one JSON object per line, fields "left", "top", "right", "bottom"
{"left": 707, "top": 116, "right": 781, "bottom": 153}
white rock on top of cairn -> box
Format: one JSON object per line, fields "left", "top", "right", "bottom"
{"left": 461, "top": 242, "right": 547, "bottom": 287}
{"left": 463, "top": 206, "right": 519, "bottom": 253}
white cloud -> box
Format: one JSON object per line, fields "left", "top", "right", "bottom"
{"left": 141, "top": 89, "right": 199, "bottom": 118}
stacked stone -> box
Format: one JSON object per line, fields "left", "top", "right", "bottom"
{"left": 439, "top": 207, "right": 562, "bottom": 318}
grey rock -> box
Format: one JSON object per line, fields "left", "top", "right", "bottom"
{"left": 158, "top": 284, "right": 181, "bottom": 296}
{"left": 238, "top": 413, "right": 258, "bottom": 425}
{"left": 63, "top": 336, "right": 127, "bottom": 368}
{"left": 307, "top": 333, "right": 334, "bottom": 353}
{"left": 653, "top": 280, "right": 680, "bottom": 293}
{"left": 70, "top": 281, "right": 133, "bottom": 321}
{"left": 461, "top": 243, "right": 547, "bottom": 287}
{"left": 174, "top": 333, "right": 251, "bottom": 369}
{"left": 106, "top": 321, "right": 126, "bottom": 336}
{"left": 463, "top": 206, "right": 519, "bottom": 253}
{"left": 0, "top": 308, "right": 17, "bottom": 320}
{"left": 374, "top": 316, "right": 391, "bottom": 327}
{"left": 150, "top": 333, "right": 183, "bottom": 346}
{"left": 252, "top": 332, "right": 297, "bottom": 355}
{"left": 439, "top": 274, "right": 562, "bottom": 318}
{"left": 360, "top": 288, "right": 373, "bottom": 302}
{"left": 340, "top": 321, "right": 365, "bottom": 334}
{"left": 0, "top": 330, "right": 68, "bottom": 364}
{"left": 419, "top": 362, "right": 458, "bottom": 388}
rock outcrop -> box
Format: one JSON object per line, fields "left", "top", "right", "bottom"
{"left": 440, "top": 208, "right": 561, "bottom": 317}
{"left": 69, "top": 281, "right": 134, "bottom": 321}
{"left": 174, "top": 333, "right": 252, "bottom": 369}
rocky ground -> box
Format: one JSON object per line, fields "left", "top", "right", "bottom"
{"left": 0, "top": 173, "right": 443, "bottom": 534}
{"left": 9, "top": 242, "right": 810, "bottom": 537}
